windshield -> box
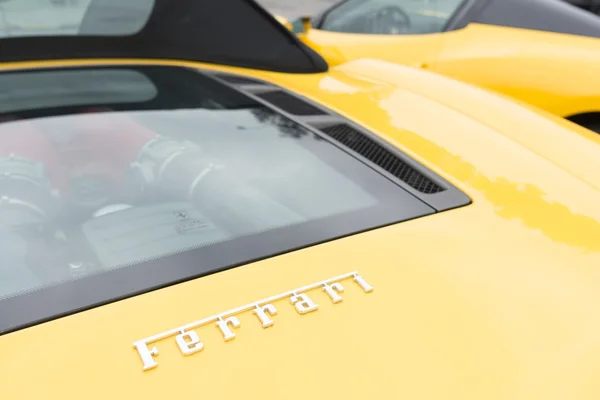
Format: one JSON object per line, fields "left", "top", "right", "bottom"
{"left": 317, "top": 0, "right": 465, "bottom": 34}
{"left": 0, "top": 65, "right": 435, "bottom": 334}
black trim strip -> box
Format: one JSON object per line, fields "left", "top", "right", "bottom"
{"left": 209, "top": 71, "right": 472, "bottom": 213}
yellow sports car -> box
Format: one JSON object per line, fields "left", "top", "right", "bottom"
{"left": 1, "top": 0, "right": 600, "bottom": 399}
{"left": 283, "top": 0, "right": 600, "bottom": 133}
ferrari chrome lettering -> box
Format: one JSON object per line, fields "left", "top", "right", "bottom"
{"left": 216, "top": 316, "right": 241, "bottom": 341}
{"left": 323, "top": 282, "right": 344, "bottom": 303}
{"left": 133, "top": 340, "right": 160, "bottom": 371}
{"left": 175, "top": 330, "right": 204, "bottom": 355}
{"left": 354, "top": 275, "right": 374, "bottom": 293}
{"left": 253, "top": 304, "right": 277, "bottom": 328}
{"left": 133, "top": 271, "right": 373, "bottom": 371}
{"left": 290, "top": 293, "right": 319, "bottom": 314}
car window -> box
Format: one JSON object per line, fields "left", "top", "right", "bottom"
{"left": 475, "top": 0, "right": 600, "bottom": 39}
{"left": 0, "top": 70, "right": 157, "bottom": 112}
{"left": 0, "top": 0, "right": 154, "bottom": 37}
{"left": 319, "top": 0, "right": 465, "bottom": 34}
{"left": 0, "top": 65, "right": 437, "bottom": 334}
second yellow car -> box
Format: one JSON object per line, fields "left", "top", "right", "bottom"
{"left": 282, "top": 0, "right": 600, "bottom": 132}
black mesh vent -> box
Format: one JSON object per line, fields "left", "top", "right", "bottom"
{"left": 216, "top": 74, "right": 267, "bottom": 86}
{"left": 257, "top": 91, "right": 327, "bottom": 116}
{"left": 321, "top": 124, "right": 445, "bottom": 194}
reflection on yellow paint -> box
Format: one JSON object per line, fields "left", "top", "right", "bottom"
{"left": 315, "top": 73, "right": 600, "bottom": 253}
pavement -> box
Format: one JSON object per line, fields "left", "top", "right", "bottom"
{"left": 257, "top": 0, "right": 337, "bottom": 19}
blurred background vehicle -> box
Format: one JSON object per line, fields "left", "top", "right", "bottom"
{"left": 258, "top": 0, "right": 336, "bottom": 20}
{"left": 272, "top": 0, "right": 600, "bottom": 133}
{"left": 260, "top": 0, "right": 600, "bottom": 19}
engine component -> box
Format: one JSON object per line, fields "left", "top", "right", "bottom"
{"left": 82, "top": 202, "right": 229, "bottom": 268}
{"left": 64, "top": 174, "right": 115, "bottom": 215}
{"left": 93, "top": 204, "right": 133, "bottom": 217}
{"left": 128, "top": 135, "right": 304, "bottom": 234}
{"left": 127, "top": 135, "right": 213, "bottom": 199}
{"left": 188, "top": 166, "right": 305, "bottom": 235}
{"left": 58, "top": 110, "right": 158, "bottom": 193}
{"left": 0, "top": 155, "right": 58, "bottom": 223}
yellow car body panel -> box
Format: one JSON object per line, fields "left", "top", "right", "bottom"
{"left": 297, "top": 29, "right": 444, "bottom": 69}
{"left": 1, "top": 58, "right": 600, "bottom": 399}
{"left": 433, "top": 23, "right": 600, "bottom": 118}
{"left": 298, "top": 23, "right": 600, "bottom": 119}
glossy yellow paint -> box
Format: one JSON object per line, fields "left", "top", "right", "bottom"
{"left": 433, "top": 24, "right": 600, "bottom": 118}
{"left": 1, "top": 58, "right": 600, "bottom": 399}
{"left": 298, "top": 28, "right": 443, "bottom": 69}
{"left": 298, "top": 23, "right": 600, "bottom": 120}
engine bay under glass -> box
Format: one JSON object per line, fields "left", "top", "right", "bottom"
{"left": 0, "top": 65, "right": 442, "bottom": 334}
{"left": 0, "top": 65, "right": 437, "bottom": 303}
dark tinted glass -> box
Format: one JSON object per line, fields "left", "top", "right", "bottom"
{"left": 317, "top": 0, "right": 464, "bottom": 34}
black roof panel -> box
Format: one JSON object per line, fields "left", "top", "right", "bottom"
{"left": 0, "top": 0, "right": 328, "bottom": 73}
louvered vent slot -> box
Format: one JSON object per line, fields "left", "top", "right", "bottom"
{"left": 256, "top": 91, "right": 327, "bottom": 116}
{"left": 215, "top": 74, "right": 267, "bottom": 86}
{"left": 321, "top": 124, "right": 445, "bottom": 194}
